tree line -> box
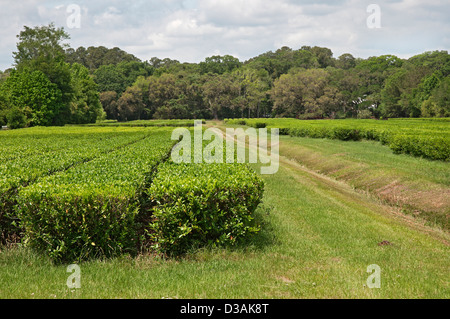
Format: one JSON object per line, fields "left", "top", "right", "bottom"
{"left": 1, "top": 24, "right": 449, "bottom": 128}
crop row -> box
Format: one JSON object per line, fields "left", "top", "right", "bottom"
{"left": 225, "top": 118, "right": 450, "bottom": 161}
{"left": 1, "top": 126, "right": 265, "bottom": 262}
{"left": 81, "top": 119, "right": 206, "bottom": 127}
{"left": 144, "top": 162, "right": 264, "bottom": 255}
{"left": 15, "top": 128, "right": 175, "bottom": 262}
{"left": 0, "top": 127, "right": 162, "bottom": 243}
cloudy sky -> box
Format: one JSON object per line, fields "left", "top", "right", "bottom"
{"left": 0, "top": 0, "right": 449, "bottom": 70}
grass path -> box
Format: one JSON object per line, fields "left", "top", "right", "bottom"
{"left": 0, "top": 122, "right": 448, "bottom": 298}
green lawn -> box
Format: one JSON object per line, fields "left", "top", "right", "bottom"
{"left": 0, "top": 123, "right": 448, "bottom": 299}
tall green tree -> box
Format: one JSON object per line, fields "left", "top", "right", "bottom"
{"left": 232, "top": 67, "right": 271, "bottom": 118}
{"left": 421, "top": 75, "right": 450, "bottom": 117}
{"left": 13, "top": 23, "right": 73, "bottom": 114}
{"left": 99, "top": 91, "right": 119, "bottom": 120}
{"left": 0, "top": 69, "right": 64, "bottom": 126}
{"left": 116, "top": 86, "right": 145, "bottom": 121}
{"left": 380, "top": 65, "right": 431, "bottom": 117}
{"left": 271, "top": 68, "right": 342, "bottom": 118}
{"left": 69, "top": 63, "right": 104, "bottom": 123}
{"left": 199, "top": 55, "right": 242, "bottom": 75}
{"left": 202, "top": 73, "right": 240, "bottom": 119}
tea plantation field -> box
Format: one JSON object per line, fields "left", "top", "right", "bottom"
{"left": 0, "top": 120, "right": 448, "bottom": 299}
{"left": 225, "top": 118, "right": 450, "bottom": 161}
{"left": 0, "top": 125, "right": 263, "bottom": 262}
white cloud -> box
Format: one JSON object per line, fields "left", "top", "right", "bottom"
{"left": 0, "top": 0, "right": 449, "bottom": 70}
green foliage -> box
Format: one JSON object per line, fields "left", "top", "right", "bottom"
{"left": 357, "top": 109, "right": 373, "bottom": 119}
{"left": 17, "top": 193, "right": 140, "bottom": 262}
{"left": 145, "top": 162, "right": 264, "bottom": 256}
{"left": 271, "top": 68, "right": 342, "bottom": 118}
{"left": 5, "top": 24, "right": 450, "bottom": 122}
{"left": 245, "top": 46, "right": 319, "bottom": 79}
{"left": 93, "top": 61, "right": 153, "bottom": 94}
{"left": 421, "top": 75, "right": 450, "bottom": 117}
{"left": 6, "top": 107, "right": 27, "bottom": 129}
{"left": 0, "top": 110, "right": 8, "bottom": 127}
{"left": 1, "top": 125, "right": 265, "bottom": 261}
{"left": 15, "top": 129, "right": 175, "bottom": 262}
{"left": 0, "top": 69, "right": 64, "bottom": 126}
{"left": 389, "top": 135, "right": 450, "bottom": 161}
{"left": 86, "top": 119, "right": 202, "bottom": 127}
{"left": 69, "top": 63, "right": 104, "bottom": 124}
{"left": 199, "top": 55, "right": 242, "bottom": 74}
{"left": 65, "top": 46, "right": 141, "bottom": 71}
{"left": 13, "top": 23, "right": 69, "bottom": 70}
{"left": 2, "top": 25, "right": 106, "bottom": 126}
{"left": 0, "top": 126, "right": 160, "bottom": 245}
{"left": 99, "top": 91, "right": 119, "bottom": 120}
{"left": 94, "top": 64, "right": 127, "bottom": 93}
{"left": 227, "top": 118, "right": 450, "bottom": 161}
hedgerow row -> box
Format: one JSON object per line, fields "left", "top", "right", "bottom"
{"left": 0, "top": 127, "right": 155, "bottom": 243}
{"left": 15, "top": 128, "right": 174, "bottom": 262}
{"left": 225, "top": 118, "right": 450, "bottom": 161}
{"left": 144, "top": 162, "right": 264, "bottom": 256}
{"left": 1, "top": 126, "right": 265, "bottom": 262}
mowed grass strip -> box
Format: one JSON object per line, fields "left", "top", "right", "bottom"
{"left": 15, "top": 128, "right": 175, "bottom": 262}
{"left": 221, "top": 119, "right": 450, "bottom": 231}
{"left": 276, "top": 135, "right": 450, "bottom": 231}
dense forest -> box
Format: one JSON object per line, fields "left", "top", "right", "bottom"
{"left": 1, "top": 24, "right": 449, "bottom": 128}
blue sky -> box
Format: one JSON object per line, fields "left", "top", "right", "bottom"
{"left": 1, "top": 0, "right": 449, "bottom": 70}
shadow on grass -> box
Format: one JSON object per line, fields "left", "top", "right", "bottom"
{"left": 174, "top": 201, "right": 279, "bottom": 262}
{"left": 236, "top": 201, "right": 278, "bottom": 251}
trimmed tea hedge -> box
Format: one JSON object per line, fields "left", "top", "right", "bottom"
{"left": 144, "top": 162, "right": 264, "bottom": 256}
{"left": 15, "top": 129, "right": 174, "bottom": 262}
{"left": 225, "top": 118, "right": 450, "bottom": 161}
{"left": 0, "top": 126, "right": 155, "bottom": 243}
{"left": 3, "top": 125, "right": 266, "bottom": 262}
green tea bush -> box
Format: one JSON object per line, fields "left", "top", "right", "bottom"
{"left": 145, "top": 162, "right": 264, "bottom": 256}
{"left": 16, "top": 130, "right": 174, "bottom": 262}
{"left": 17, "top": 192, "right": 140, "bottom": 262}
{"left": 227, "top": 118, "right": 449, "bottom": 161}
{"left": 0, "top": 127, "right": 156, "bottom": 244}
{"left": 253, "top": 122, "right": 266, "bottom": 129}
{"left": 330, "top": 127, "right": 362, "bottom": 141}
{"left": 390, "top": 135, "right": 449, "bottom": 161}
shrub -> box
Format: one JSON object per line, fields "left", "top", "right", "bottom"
{"left": 357, "top": 109, "right": 373, "bottom": 119}
{"left": 144, "top": 162, "right": 264, "bottom": 256}
{"left": 7, "top": 107, "right": 27, "bottom": 129}
{"left": 331, "top": 127, "right": 362, "bottom": 141}
{"left": 17, "top": 193, "right": 140, "bottom": 262}
{"left": 0, "top": 126, "right": 158, "bottom": 244}
{"left": 389, "top": 135, "right": 449, "bottom": 161}
{"left": 0, "top": 109, "right": 7, "bottom": 127}
{"left": 16, "top": 129, "right": 174, "bottom": 262}
{"left": 253, "top": 122, "right": 266, "bottom": 129}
